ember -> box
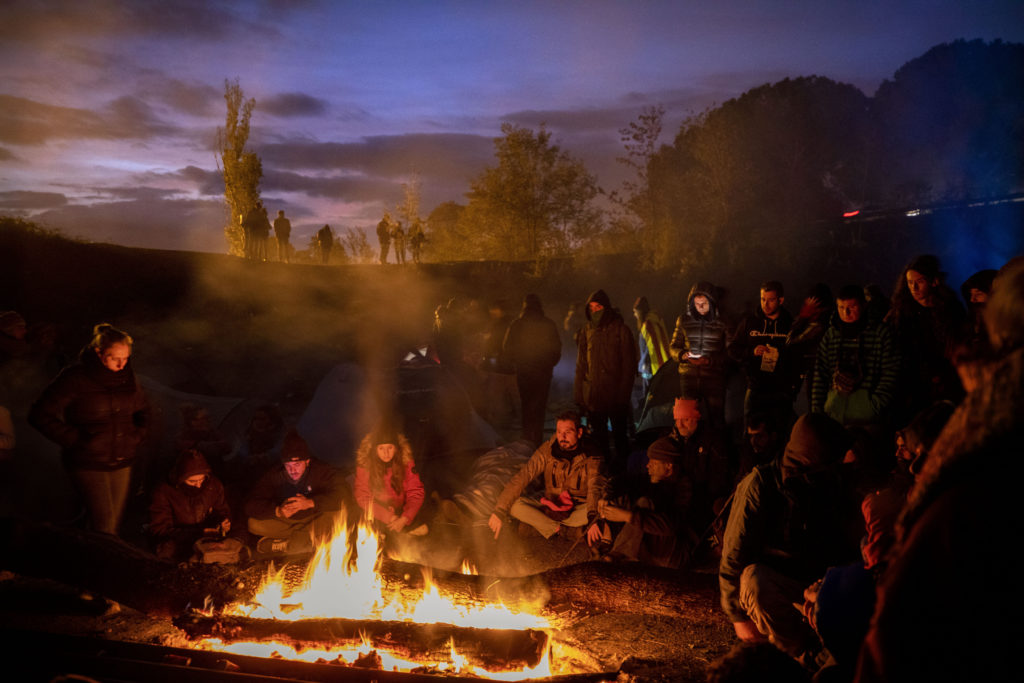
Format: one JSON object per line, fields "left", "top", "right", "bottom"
{"left": 190, "top": 513, "right": 557, "bottom": 678}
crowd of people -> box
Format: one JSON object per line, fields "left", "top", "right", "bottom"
{"left": 1, "top": 250, "right": 1021, "bottom": 682}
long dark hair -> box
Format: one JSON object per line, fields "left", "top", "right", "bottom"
{"left": 356, "top": 430, "right": 414, "bottom": 494}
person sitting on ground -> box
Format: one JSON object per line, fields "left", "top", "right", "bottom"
{"left": 719, "top": 413, "right": 862, "bottom": 672}
{"left": 245, "top": 428, "right": 349, "bottom": 555}
{"left": 489, "top": 410, "right": 605, "bottom": 545}
{"left": 596, "top": 436, "right": 696, "bottom": 567}
{"left": 148, "top": 449, "right": 232, "bottom": 561}
{"left": 354, "top": 423, "right": 428, "bottom": 537}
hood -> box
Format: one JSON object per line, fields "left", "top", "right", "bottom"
{"left": 686, "top": 281, "right": 719, "bottom": 319}
{"left": 781, "top": 413, "right": 849, "bottom": 482}
{"left": 174, "top": 449, "right": 211, "bottom": 484}
{"left": 584, "top": 289, "right": 613, "bottom": 321}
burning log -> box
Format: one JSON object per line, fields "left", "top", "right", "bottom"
{"left": 174, "top": 613, "right": 549, "bottom": 671}
{"left": 0, "top": 518, "right": 702, "bottom": 620}
{"left": 377, "top": 558, "right": 702, "bottom": 617}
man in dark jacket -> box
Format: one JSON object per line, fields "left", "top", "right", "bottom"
{"left": 149, "top": 449, "right": 231, "bottom": 561}
{"left": 273, "top": 209, "right": 292, "bottom": 263}
{"left": 670, "top": 281, "right": 730, "bottom": 428}
{"left": 574, "top": 289, "right": 638, "bottom": 474}
{"left": 730, "top": 281, "right": 795, "bottom": 428}
{"left": 245, "top": 429, "right": 349, "bottom": 554}
{"left": 719, "top": 413, "right": 860, "bottom": 670}
{"left": 502, "top": 294, "right": 562, "bottom": 445}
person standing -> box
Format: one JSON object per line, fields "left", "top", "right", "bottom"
{"left": 409, "top": 218, "right": 426, "bottom": 264}
{"left": 574, "top": 289, "right": 639, "bottom": 475}
{"left": 316, "top": 224, "right": 334, "bottom": 265}
{"left": 391, "top": 221, "right": 406, "bottom": 264}
{"left": 502, "top": 294, "right": 562, "bottom": 446}
{"left": 29, "top": 323, "right": 150, "bottom": 536}
{"left": 730, "top": 281, "right": 795, "bottom": 429}
{"left": 669, "top": 282, "right": 730, "bottom": 428}
{"left": 376, "top": 213, "right": 392, "bottom": 264}
{"left": 633, "top": 296, "right": 671, "bottom": 394}
{"left": 273, "top": 210, "right": 292, "bottom": 263}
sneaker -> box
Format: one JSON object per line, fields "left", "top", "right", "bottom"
{"left": 256, "top": 537, "right": 289, "bottom": 554}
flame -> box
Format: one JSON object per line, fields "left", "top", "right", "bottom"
{"left": 208, "top": 512, "right": 552, "bottom": 677}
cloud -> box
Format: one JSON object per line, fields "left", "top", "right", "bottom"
{"left": 261, "top": 133, "right": 494, "bottom": 183}
{"left": 0, "top": 0, "right": 269, "bottom": 43}
{"left": 262, "top": 92, "right": 330, "bottom": 118}
{"left": 0, "top": 94, "right": 178, "bottom": 145}
{"left": 262, "top": 168, "right": 397, "bottom": 201}
{"left": 0, "top": 190, "right": 68, "bottom": 210}
{"left": 151, "top": 79, "right": 222, "bottom": 117}
{"left": 34, "top": 197, "right": 229, "bottom": 253}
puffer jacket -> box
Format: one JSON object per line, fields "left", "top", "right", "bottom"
{"left": 494, "top": 436, "right": 606, "bottom": 521}
{"left": 574, "top": 289, "right": 638, "bottom": 412}
{"left": 29, "top": 349, "right": 149, "bottom": 471}
{"left": 669, "top": 282, "right": 729, "bottom": 392}
{"left": 148, "top": 450, "right": 230, "bottom": 537}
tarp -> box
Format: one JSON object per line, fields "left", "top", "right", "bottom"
{"left": 635, "top": 358, "right": 679, "bottom": 436}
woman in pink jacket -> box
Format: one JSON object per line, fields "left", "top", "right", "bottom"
{"left": 354, "top": 425, "right": 427, "bottom": 536}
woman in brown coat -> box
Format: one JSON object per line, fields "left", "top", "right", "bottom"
{"left": 30, "top": 323, "right": 149, "bottom": 536}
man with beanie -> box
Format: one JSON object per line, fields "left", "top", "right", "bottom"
{"left": 574, "top": 289, "right": 639, "bottom": 474}
{"left": 489, "top": 411, "right": 606, "bottom": 544}
{"left": 596, "top": 432, "right": 696, "bottom": 568}
{"left": 502, "top": 293, "right": 562, "bottom": 445}
{"left": 245, "top": 428, "right": 350, "bottom": 555}
{"left": 719, "top": 413, "right": 862, "bottom": 671}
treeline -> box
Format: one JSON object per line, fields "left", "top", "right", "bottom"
{"left": 424, "top": 39, "right": 1024, "bottom": 271}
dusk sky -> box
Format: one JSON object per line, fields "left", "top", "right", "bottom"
{"left": 2, "top": 0, "right": 1022, "bottom": 254}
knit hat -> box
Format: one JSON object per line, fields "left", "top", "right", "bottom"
{"left": 673, "top": 397, "right": 701, "bottom": 422}
{"left": 781, "top": 413, "right": 849, "bottom": 481}
{"left": 646, "top": 437, "right": 677, "bottom": 464}
{"left": 280, "top": 428, "right": 311, "bottom": 461}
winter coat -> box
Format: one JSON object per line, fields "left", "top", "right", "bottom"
{"left": 148, "top": 450, "right": 230, "bottom": 538}
{"left": 244, "top": 457, "right": 348, "bottom": 521}
{"left": 719, "top": 414, "right": 861, "bottom": 622}
{"left": 810, "top": 313, "right": 899, "bottom": 426}
{"left": 29, "top": 349, "right": 149, "bottom": 471}
{"left": 574, "top": 290, "right": 638, "bottom": 412}
{"left": 855, "top": 346, "right": 1024, "bottom": 683}
{"left": 729, "top": 305, "right": 795, "bottom": 393}
{"left": 355, "top": 459, "right": 425, "bottom": 525}
{"left": 502, "top": 303, "right": 561, "bottom": 377}
{"left": 669, "top": 282, "right": 729, "bottom": 396}
{"left": 623, "top": 472, "right": 694, "bottom": 568}
{"left": 494, "top": 436, "right": 606, "bottom": 522}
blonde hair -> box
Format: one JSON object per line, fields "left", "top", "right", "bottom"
{"left": 88, "top": 323, "right": 133, "bottom": 353}
{"left": 355, "top": 431, "right": 414, "bottom": 495}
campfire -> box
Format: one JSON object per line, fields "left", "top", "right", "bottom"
{"left": 179, "top": 514, "right": 558, "bottom": 679}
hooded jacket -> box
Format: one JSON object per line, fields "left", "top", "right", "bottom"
{"left": 29, "top": 348, "right": 149, "bottom": 471}
{"left": 573, "top": 289, "right": 638, "bottom": 412}
{"left": 669, "top": 282, "right": 729, "bottom": 390}
{"left": 719, "top": 414, "right": 860, "bottom": 622}
{"left": 244, "top": 457, "right": 348, "bottom": 521}
{"left": 148, "top": 450, "right": 230, "bottom": 538}
{"left": 354, "top": 433, "right": 425, "bottom": 525}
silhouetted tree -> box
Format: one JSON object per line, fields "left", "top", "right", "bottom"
{"left": 609, "top": 105, "right": 665, "bottom": 260}
{"left": 216, "top": 79, "right": 263, "bottom": 256}
{"left": 870, "top": 39, "right": 1024, "bottom": 204}
{"left": 340, "top": 227, "right": 373, "bottom": 263}
{"left": 461, "top": 123, "right": 601, "bottom": 260}
{"left": 424, "top": 200, "right": 465, "bottom": 261}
